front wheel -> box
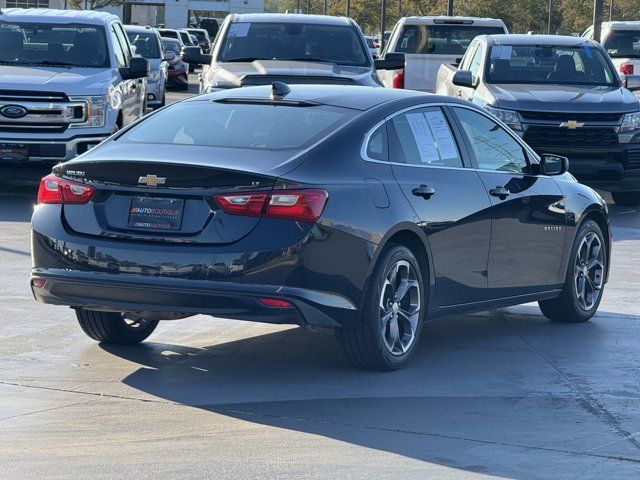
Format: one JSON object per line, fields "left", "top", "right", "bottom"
{"left": 539, "top": 220, "right": 606, "bottom": 322}
{"left": 611, "top": 191, "right": 640, "bottom": 206}
{"left": 76, "top": 309, "right": 158, "bottom": 344}
{"left": 336, "top": 244, "right": 425, "bottom": 370}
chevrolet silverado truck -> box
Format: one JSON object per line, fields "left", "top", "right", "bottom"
{"left": 199, "top": 13, "right": 388, "bottom": 93}
{"left": 0, "top": 8, "right": 149, "bottom": 163}
{"left": 436, "top": 34, "right": 640, "bottom": 205}
{"left": 378, "top": 16, "right": 508, "bottom": 92}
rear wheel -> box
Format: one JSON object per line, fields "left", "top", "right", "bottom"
{"left": 336, "top": 245, "right": 425, "bottom": 370}
{"left": 76, "top": 309, "right": 158, "bottom": 344}
{"left": 611, "top": 191, "right": 640, "bottom": 206}
{"left": 539, "top": 220, "right": 606, "bottom": 322}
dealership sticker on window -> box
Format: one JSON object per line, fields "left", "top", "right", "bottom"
{"left": 491, "top": 45, "right": 513, "bottom": 60}
{"left": 406, "top": 113, "right": 438, "bottom": 163}
{"left": 228, "top": 23, "right": 251, "bottom": 38}
{"left": 425, "top": 110, "right": 458, "bottom": 160}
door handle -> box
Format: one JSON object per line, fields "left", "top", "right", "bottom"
{"left": 489, "top": 186, "right": 511, "bottom": 200}
{"left": 412, "top": 184, "right": 436, "bottom": 199}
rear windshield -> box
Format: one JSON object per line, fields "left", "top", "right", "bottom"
{"left": 603, "top": 30, "right": 640, "bottom": 58}
{"left": 219, "top": 22, "right": 370, "bottom": 67}
{"left": 188, "top": 30, "right": 208, "bottom": 41}
{"left": 395, "top": 24, "right": 506, "bottom": 55}
{"left": 162, "top": 40, "right": 181, "bottom": 55}
{"left": 126, "top": 31, "right": 161, "bottom": 59}
{"left": 486, "top": 45, "right": 618, "bottom": 86}
{"left": 0, "top": 22, "right": 109, "bottom": 67}
{"left": 122, "top": 101, "right": 355, "bottom": 150}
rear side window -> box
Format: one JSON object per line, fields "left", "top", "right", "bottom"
{"left": 388, "top": 107, "right": 463, "bottom": 168}
{"left": 365, "top": 124, "right": 387, "bottom": 161}
{"left": 122, "top": 101, "right": 355, "bottom": 150}
{"left": 395, "top": 24, "right": 506, "bottom": 55}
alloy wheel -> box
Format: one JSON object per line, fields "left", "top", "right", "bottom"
{"left": 574, "top": 232, "right": 604, "bottom": 311}
{"left": 379, "top": 260, "right": 421, "bottom": 355}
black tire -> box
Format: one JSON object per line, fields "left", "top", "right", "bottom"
{"left": 539, "top": 220, "right": 607, "bottom": 323}
{"left": 611, "top": 191, "right": 640, "bottom": 206}
{"left": 336, "top": 244, "right": 426, "bottom": 371}
{"left": 76, "top": 309, "right": 158, "bottom": 344}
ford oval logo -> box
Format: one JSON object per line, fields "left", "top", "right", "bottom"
{"left": 0, "top": 105, "right": 28, "bottom": 119}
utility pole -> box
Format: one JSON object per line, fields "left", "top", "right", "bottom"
{"left": 609, "top": 0, "right": 614, "bottom": 21}
{"left": 380, "top": 0, "right": 387, "bottom": 52}
{"left": 324, "top": 0, "right": 327, "bottom": 15}
{"left": 447, "top": 0, "right": 453, "bottom": 16}
{"left": 346, "top": 0, "right": 350, "bottom": 17}
{"left": 307, "top": 0, "right": 311, "bottom": 14}
{"left": 593, "top": 0, "right": 603, "bottom": 43}
{"left": 398, "top": 0, "right": 402, "bottom": 18}
{"left": 547, "top": 0, "right": 552, "bottom": 34}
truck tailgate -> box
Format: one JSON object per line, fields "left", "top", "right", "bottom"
{"left": 405, "top": 54, "right": 460, "bottom": 92}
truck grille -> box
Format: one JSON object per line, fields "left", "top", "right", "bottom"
{"left": 0, "top": 90, "right": 85, "bottom": 134}
{"left": 627, "top": 150, "right": 640, "bottom": 171}
{"left": 523, "top": 126, "right": 618, "bottom": 147}
{"left": 0, "top": 90, "right": 69, "bottom": 102}
{"left": 519, "top": 111, "right": 623, "bottom": 123}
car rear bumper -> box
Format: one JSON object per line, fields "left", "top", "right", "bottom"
{"left": 30, "top": 269, "right": 357, "bottom": 327}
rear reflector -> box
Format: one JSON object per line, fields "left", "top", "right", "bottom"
{"left": 214, "top": 189, "right": 328, "bottom": 223}
{"left": 31, "top": 278, "right": 46, "bottom": 288}
{"left": 37, "top": 174, "right": 96, "bottom": 205}
{"left": 258, "top": 297, "right": 294, "bottom": 308}
{"left": 621, "top": 64, "right": 634, "bottom": 75}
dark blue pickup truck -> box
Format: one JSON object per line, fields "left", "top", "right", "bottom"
{"left": 436, "top": 34, "right": 640, "bottom": 205}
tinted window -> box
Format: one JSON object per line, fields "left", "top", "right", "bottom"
{"left": 122, "top": 102, "right": 354, "bottom": 150}
{"left": 0, "top": 22, "right": 109, "bottom": 67}
{"left": 109, "top": 25, "right": 126, "bottom": 68}
{"left": 388, "top": 107, "right": 463, "bottom": 168}
{"left": 486, "top": 45, "right": 617, "bottom": 86}
{"left": 365, "top": 125, "right": 387, "bottom": 161}
{"left": 454, "top": 107, "right": 528, "bottom": 173}
{"left": 126, "top": 31, "right": 161, "bottom": 59}
{"left": 395, "top": 25, "right": 505, "bottom": 55}
{"left": 162, "top": 39, "right": 181, "bottom": 55}
{"left": 603, "top": 30, "right": 640, "bottom": 58}
{"left": 219, "top": 22, "right": 370, "bottom": 67}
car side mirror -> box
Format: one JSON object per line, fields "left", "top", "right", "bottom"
{"left": 121, "top": 56, "right": 149, "bottom": 80}
{"left": 539, "top": 154, "right": 569, "bottom": 176}
{"left": 374, "top": 52, "right": 405, "bottom": 70}
{"left": 624, "top": 74, "right": 640, "bottom": 92}
{"left": 452, "top": 70, "right": 475, "bottom": 89}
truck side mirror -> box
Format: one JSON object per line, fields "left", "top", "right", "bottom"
{"left": 121, "top": 57, "right": 149, "bottom": 80}
{"left": 374, "top": 52, "right": 405, "bottom": 70}
{"left": 539, "top": 154, "right": 569, "bottom": 176}
{"left": 452, "top": 70, "right": 475, "bottom": 89}
{"left": 624, "top": 75, "right": 640, "bottom": 92}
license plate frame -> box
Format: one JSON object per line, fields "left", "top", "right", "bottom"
{"left": 128, "top": 196, "right": 184, "bottom": 231}
{"left": 0, "top": 144, "right": 28, "bottom": 161}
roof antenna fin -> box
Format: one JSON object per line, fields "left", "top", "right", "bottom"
{"left": 271, "top": 81, "right": 290, "bottom": 97}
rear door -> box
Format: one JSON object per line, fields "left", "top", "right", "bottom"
{"left": 387, "top": 105, "right": 492, "bottom": 305}
{"left": 450, "top": 106, "right": 567, "bottom": 298}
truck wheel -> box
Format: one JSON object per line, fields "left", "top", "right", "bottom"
{"left": 611, "top": 191, "right": 640, "bottom": 206}
{"left": 538, "top": 220, "right": 606, "bottom": 323}
{"left": 336, "top": 245, "right": 425, "bottom": 370}
{"left": 76, "top": 309, "right": 158, "bottom": 344}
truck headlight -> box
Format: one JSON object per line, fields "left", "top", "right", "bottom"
{"left": 620, "top": 112, "right": 640, "bottom": 133}
{"left": 148, "top": 70, "right": 161, "bottom": 82}
{"left": 485, "top": 106, "right": 523, "bottom": 131}
{"left": 69, "top": 95, "right": 107, "bottom": 128}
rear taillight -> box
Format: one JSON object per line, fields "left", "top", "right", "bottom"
{"left": 392, "top": 69, "right": 405, "bottom": 89}
{"left": 213, "top": 189, "right": 328, "bottom": 223}
{"left": 621, "top": 64, "right": 634, "bottom": 75}
{"left": 37, "top": 174, "right": 96, "bottom": 205}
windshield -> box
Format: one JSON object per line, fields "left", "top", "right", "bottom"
{"left": 126, "top": 31, "right": 161, "bottom": 59}
{"left": 0, "top": 22, "right": 109, "bottom": 67}
{"left": 219, "top": 22, "right": 370, "bottom": 67}
{"left": 486, "top": 44, "right": 618, "bottom": 86}
{"left": 162, "top": 40, "right": 181, "bottom": 55}
{"left": 122, "top": 101, "right": 355, "bottom": 150}
{"left": 603, "top": 30, "right": 640, "bottom": 58}
{"left": 395, "top": 24, "right": 506, "bottom": 55}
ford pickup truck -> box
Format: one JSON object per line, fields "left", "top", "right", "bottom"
{"left": 436, "top": 34, "right": 640, "bottom": 205}
{"left": 378, "top": 16, "right": 508, "bottom": 92}
{"left": 0, "top": 8, "right": 149, "bottom": 163}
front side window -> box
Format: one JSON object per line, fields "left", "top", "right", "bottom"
{"left": 110, "top": 26, "right": 126, "bottom": 68}
{"left": 468, "top": 44, "right": 484, "bottom": 85}
{"left": 603, "top": 30, "right": 640, "bottom": 59}
{"left": 388, "top": 107, "right": 463, "bottom": 168}
{"left": 219, "top": 22, "right": 370, "bottom": 67}
{"left": 395, "top": 24, "right": 506, "bottom": 56}
{"left": 121, "top": 101, "right": 355, "bottom": 151}
{"left": 453, "top": 107, "right": 528, "bottom": 173}
{"left": 0, "top": 21, "right": 109, "bottom": 67}
{"left": 486, "top": 44, "right": 617, "bottom": 86}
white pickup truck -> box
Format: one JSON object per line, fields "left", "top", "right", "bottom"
{"left": 378, "top": 16, "right": 508, "bottom": 92}
{"left": 0, "top": 8, "right": 149, "bottom": 163}
{"left": 583, "top": 22, "right": 640, "bottom": 79}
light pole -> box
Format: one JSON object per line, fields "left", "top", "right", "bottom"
{"left": 609, "top": 0, "right": 614, "bottom": 21}
{"left": 547, "top": 0, "right": 552, "bottom": 34}
{"left": 593, "top": 0, "right": 603, "bottom": 42}
{"left": 324, "top": 0, "right": 327, "bottom": 15}
{"left": 346, "top": 0, "right": 350, "bottom": 17}
{"left": 380, "top": 0, "right": 387, "bottom": 52}
{"left": 447, "top": 0, "right": 453, "bottom": 16}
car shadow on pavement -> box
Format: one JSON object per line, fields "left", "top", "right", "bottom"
{"left": 101, "top": 308, "right": 640, "bottom": 477}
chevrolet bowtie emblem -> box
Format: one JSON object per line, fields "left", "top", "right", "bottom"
{"left": 559, "top": 120, "right": 585, "bottom": 129}
{"left": 138, "top": 174, "right": 166, "bottom": 187}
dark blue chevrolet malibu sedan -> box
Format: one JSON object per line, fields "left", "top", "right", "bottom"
{"left": 31, "top": 84, "right": 611, "bottom": 370}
